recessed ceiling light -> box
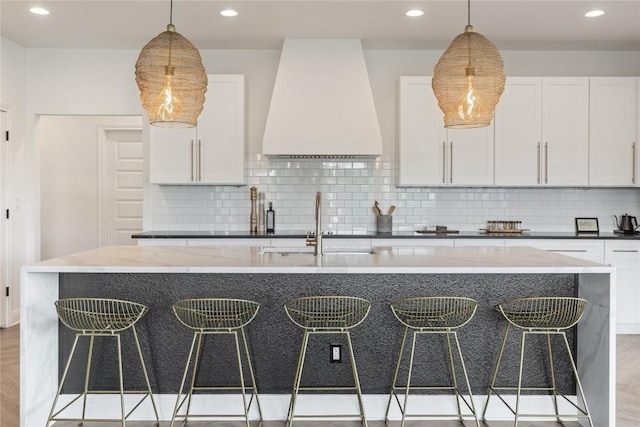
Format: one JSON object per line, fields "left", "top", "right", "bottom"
{"left": 29, "top": 7, "right": 49, "bottom": 15}
{"left": 220, "top": 9, "right": 238, "bottom": 17}
{"left": 406, "top": 9, "right": 424, "bottom": 17}
{"left": 585, "top": 10, "right": 605, "bottom": 18}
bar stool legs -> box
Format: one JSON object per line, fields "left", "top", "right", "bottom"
{"left": 46, "top": 298, "right": 159, "bottom": 427}
{"left": 284, "top": 296, "right": 371, "bottom": 427}
{"left": 384, "top": 297, "right": 479, "bottom": 427}
{"left": 171, "top": 298, "right": 263, "bottom": 427}
{"left": 483, "top": 297, "right": 594, "bottom": 427}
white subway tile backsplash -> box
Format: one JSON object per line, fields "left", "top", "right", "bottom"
{"left": 149, "top": 155, "right": 640, "bottom": 233}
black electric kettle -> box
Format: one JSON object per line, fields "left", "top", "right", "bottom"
{"left": 614, "top": 214, "right": 640, "bottom": 232}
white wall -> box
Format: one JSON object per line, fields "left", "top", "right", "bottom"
{"left": 38, "top": 115, "right": 141, "bottom": 260}
{"left": 0, "top": 37, "right": 27, "bottom": 325}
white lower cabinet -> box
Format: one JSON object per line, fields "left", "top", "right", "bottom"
{"left": 604, "top": 240, "right": 640, "bottom": 334}
{"left": 504, "top": 239, "right": 605, "bottom": 263}
{"left": 187, "top": 238, "right": 269, "bottom": 247}
{"left": 136, "top": 238, "right": 188, "bottom": 247}
{"left": 454, "top": 239, "right": 505, "bottom": 247}
{"left": 373, "top": 238, "right": 454, "bottom": 247}
{"left": 324, "top": 238, "right": 373, "bottom": 250}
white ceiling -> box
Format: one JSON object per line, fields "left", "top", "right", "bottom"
{"left": 1, "top": 0, "right": 639, "bottom": 51}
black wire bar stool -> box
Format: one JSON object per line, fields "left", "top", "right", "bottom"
{"left": 385, "top": 296, "right": 479, "bottom": 427}
{"left": 284, "top": 296, "right": 371, "bottom": 427}
{"left": 46, "top": 298, "right": 159, "bottom": 427}
{"left": 483, "top": 297, "right": 594, "bottom": 427}
{"left": 171, "top": 298, "right": 263, "bottom": 427}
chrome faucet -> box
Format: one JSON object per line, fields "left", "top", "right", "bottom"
{"left": 305, "top": 191, "right": 323, "bottom": 256}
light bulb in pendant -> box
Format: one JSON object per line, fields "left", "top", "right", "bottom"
{"left": 154, "top": 65, "right": 182, "bottom": 121}
{"left": 457, "top": 67, "right": 484, "bottom": 121}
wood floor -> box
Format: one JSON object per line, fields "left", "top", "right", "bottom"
{"left": 1, "top": 326, "right": 638, "bottom": 427}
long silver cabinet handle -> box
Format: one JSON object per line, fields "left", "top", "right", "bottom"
{"left": 449, "top": 141, "right": 453, "bottom": 184}
{"left": 190, "top": 140, "right": 194, "bottom": 182}
{"left": 633, "top": 142, "right": 636, "bottom": 184}
{"left": 545, "top": 142, "right": 549, "bottom": 184}
{"left": 198, "top": 140, "right": 202, "bottom": 182}
{"left": 442, "top": 141, "right": 446, "bottom": 184}
{"left": 549, "top": 249, "right": 587, "bottom": 253}
{"left": 537, "top": 142, "right": 541, "bottom": 184}
{"left": 612, "top": 250, "right": 639, "bottom": 253}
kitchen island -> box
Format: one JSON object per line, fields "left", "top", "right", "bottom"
{"left": 21, "top": 245, "right": 615, "bottom": 427}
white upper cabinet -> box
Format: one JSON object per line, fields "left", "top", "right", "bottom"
{"left": 150, "top": 74, "right": 246, "bottom": 185}
{"left": 541, "top": 77, "right": 590, "bottom": 186}
{"left": 398, "top": 77, "right": 446, "bottom": 186}
{"left": 447, "top": 125, "right": 494, "bottom": 185}
{"left": 589, "top": 77, "right": 637, "bottom": 186}
{"left": 637, "top": 77, "right": 640, "bottom": 185}
{"left": 398, "top": 76, "right": 494, "bottom": 186}
{"left": 495, "top": 77, "right": 589, "bottom": 186}
{"left": 149, "top": 126, "right": 197, "bottom": 184}
{"left": 494, "top": 77, "right": 542, "bottom": 185}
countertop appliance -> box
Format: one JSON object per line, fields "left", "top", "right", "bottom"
{"left": 614, "top": 214, "right": 640, "bottom": 234}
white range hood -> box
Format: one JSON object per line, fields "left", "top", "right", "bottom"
{"left": 262, "top": 39, "right": 382, "bottom": 158}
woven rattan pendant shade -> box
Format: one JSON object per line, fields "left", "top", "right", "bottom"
{"left": 433, "top": 24, "right": 505, "bottom": 129}
{"left": 135, "top": 24, "right": 207, "bottom": 128}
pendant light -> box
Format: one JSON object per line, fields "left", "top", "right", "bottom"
{"left": 135, "top": 0, "right": 207, "bottom": 128}
{"left": 432, "top": 0, "right": 505, "bottom": 128}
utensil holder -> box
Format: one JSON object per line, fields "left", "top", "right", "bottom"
{"left": 377, "top": 215, "right": 392, "bottom": 234}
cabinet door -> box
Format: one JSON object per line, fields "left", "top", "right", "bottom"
{"left": 398, "top": 77, "right": 446, "bottom": 186}
{"left": 504, "top": 239, "right": 604, "bottom": 263}
{"left": 542, "top": 78, "right": 589, "bottom": 186}
{"left": 198, "top": 75, "right": 246, "bottom": 185}
{"left": 448, "top": 124, "right": 494, "bottom": 185}
{"left": 604, "top": 240, "right": 640, "bottom": 332}
{"left": 149, "top": 126, "right": 197, "bottom": 184}
{"left": 494, "top": 77, "right": 542, "bottom": 186}
{"left": 637, "top": 77, "right": 640, "bottom": 186}
{"left": 589, "top": 77, "right": 637, "bottom": 186}
{"left": 454, "top": 239, "right": 505, "bottom": 247}
{"left": 375, "top": 238, "right": 455, "bottom": 247}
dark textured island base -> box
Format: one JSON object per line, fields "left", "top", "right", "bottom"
{"left": 58, "top": 273, "right": 578, "bottom": 395}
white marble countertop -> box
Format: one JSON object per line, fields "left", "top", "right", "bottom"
{"left": 26, "top": 245, "right": 614, "bottom": 274}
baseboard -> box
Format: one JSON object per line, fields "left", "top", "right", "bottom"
{"left": 52, "top": 393, "right": 581, "bottom": 422}
{"left": 617, "top": 322, "right": 640, "bottom": 334}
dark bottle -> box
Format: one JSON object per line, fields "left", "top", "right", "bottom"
{"left": 266, "top": 202, "right": 275, "bottom": 234}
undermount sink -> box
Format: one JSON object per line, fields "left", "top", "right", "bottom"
{"left": 260, "top": 247, "right": 375, "bottom": 256}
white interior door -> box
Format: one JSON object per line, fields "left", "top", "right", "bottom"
{"left": 101, "top": 129, "right": 143, "bottom": 246}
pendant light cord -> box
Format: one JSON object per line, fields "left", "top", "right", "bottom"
{"left": 466, "top": 0, "right": 472, "bottom": 68}
{"left": 167, "top": 0, "right": 174, "bottom": 68}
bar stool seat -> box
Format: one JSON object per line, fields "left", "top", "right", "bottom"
{"left": 483, "top": 296, "right": 593, "bottom": 426}
{"left": 385, "top": 296, "right": 479, "bottom": 427}
{"left": 284, "top": 295, "right": 371, "bottom": 427}
{"left": 171, "top": 298, "right": 263, "bottom": 427}
{"left": 47, "top": 298, "right": 159, "bottom": 427}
